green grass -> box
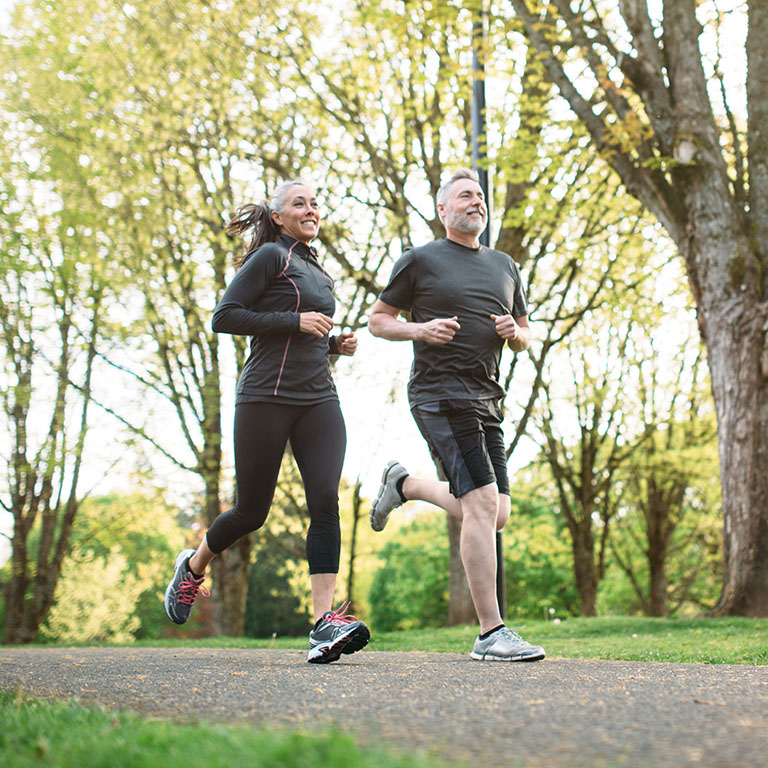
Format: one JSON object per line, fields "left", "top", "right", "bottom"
{"left": 129, "top": 616, "right": 768, "bottom": 665}
{"left": 0, "top": 690, "right": 450, "bottom": 768}
{"left": 370, "top": 616, "right": 768, "bottom": 665}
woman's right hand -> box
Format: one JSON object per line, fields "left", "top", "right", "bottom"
{"left": 299, "top": 312, "right": 334, "bottom": 338}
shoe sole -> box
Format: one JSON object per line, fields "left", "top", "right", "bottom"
{"left": 308, "top": 623, "right": 371, "bottom": 664}
{"left": 370, "top": 461, "right": 400, "bottom": 532}
{"left": 470, "top": 650, "right": 546, "bottom": 662}
{"left": 164, "top": 549, "right": 196, "bottom": 625}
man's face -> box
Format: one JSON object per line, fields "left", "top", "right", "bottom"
{"left": 439, "top": 179, "right": 487, "bottom": 235}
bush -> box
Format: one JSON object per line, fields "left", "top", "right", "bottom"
{"left": 368, "top": 514, "right": 449, "bottom": 632}
{"left": 504, "top": 495, "right": 581, "bottom": 620}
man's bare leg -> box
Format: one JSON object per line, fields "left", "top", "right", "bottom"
{"left": 401, "top": 475, "right": 462, "bottom": 519}
{"left": 402, "top": 475, "right": 510, "bottom": 530}
{"left": 456, "top": 483, "right": 503, "bottom": 633}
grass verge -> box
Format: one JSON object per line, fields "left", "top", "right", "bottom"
{"left": 132, "top": 616, "right": 768, "bottom": 665}
{"left": 0, "top": 690, "right": 450, "bottom": 768}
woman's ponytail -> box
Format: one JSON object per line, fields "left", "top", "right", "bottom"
{"left": 226, "top": 180, "right": 306, "bottom": 269}
{"left": 225, "top": 202, "right": 281, "bottom": 269}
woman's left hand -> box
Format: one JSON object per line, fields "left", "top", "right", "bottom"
{"left": 336, "top": 332, "right": 358, "bottom": 356}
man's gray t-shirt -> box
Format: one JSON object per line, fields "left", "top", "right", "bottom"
{"left": 378, "top": 238, "right": 528, "bottom": 405}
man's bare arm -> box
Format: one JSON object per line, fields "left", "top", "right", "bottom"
{"left": 490, "top": 313, "right": 532, "bottom": 352}
{"left": 368, "top": 300, "right": 460, "bottom": 345}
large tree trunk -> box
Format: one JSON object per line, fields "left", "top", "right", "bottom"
{"left": 709, "top": 0, "right": 768, "bottom": 616}
{"left": 706, "top": 307, "right": 768, "bottom": 615}
{"left": 509, "top": 0, "right": 768, "bottom": 615}
{"left": 664, "top": 1, "right": 768, "bottom": 615}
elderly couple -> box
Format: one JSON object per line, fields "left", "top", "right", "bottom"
{"left": 163, "top": 168, "right": 545, "bottom": 665}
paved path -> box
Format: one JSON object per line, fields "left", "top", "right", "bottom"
{"left": 1, "top": 648, "right": 766, "bottom": 767}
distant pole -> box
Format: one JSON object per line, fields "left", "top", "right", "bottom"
{"left": 471, "top": 3, "right": 505, "bottom": 618}
{"left": 471, "top": 9, "right": 490, "bottom": 248}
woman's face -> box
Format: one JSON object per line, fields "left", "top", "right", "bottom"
{"left": 272, "top": 185, "right": 321, "bottom": 244}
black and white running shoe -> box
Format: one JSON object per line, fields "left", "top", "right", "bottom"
{"left": 164, "top": 549, "right": 209, "bottom": 625}
{"left": 308, "top": 602, "right": 370, "bottom": 663}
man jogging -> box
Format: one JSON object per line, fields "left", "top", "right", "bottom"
{"left": 367, "top": 168, "right": 544, "bottom": 662}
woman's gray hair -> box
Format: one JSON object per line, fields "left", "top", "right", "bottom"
{"left": 269, "top": 180, "right": 312, "bottom": 213}
{"left": 436, "top": 168, "right": 480, "bottom": 207}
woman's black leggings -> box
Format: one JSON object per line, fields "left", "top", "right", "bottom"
{"left": 205, "top": 399, "right": 346, "bottom": 574}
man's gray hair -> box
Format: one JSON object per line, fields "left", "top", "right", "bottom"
{"left": 436, "top": 168, "right": 480, "bottom": 208}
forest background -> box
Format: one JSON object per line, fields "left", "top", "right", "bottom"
{"left": 1, "top": 0, "right": 762, "bottom": 645}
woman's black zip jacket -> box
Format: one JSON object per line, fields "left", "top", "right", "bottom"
{"left": 212, "top": 234, "right": 339, "bottom": 405}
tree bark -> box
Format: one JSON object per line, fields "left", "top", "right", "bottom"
{"left": 646, "top": 487, "right": 671, "bottom": 618}
{"left": 570, "top": 519, "right": 598, "bottom": 617}
{"left": 446, "top": 513, "right": 476, "bottom": 625}
{"left": 509, "top": 0, "right": 768, "bottom": 615}
{"left": 211, "top": 535, "right": 252, "bottom": 637}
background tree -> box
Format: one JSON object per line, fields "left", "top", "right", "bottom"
{"left": 507, "top": 0, "right": 768, "bottom": 615}
{"left": 504, "top": 493, "right": 581, "bottom": 621}
{"left": 2, "top": 0, "right": 373, "bottom": 636}
{"left": 368, "top": 513, "right": 450, "bottom": 632}
{"left": 0, "top": 140, "right": 113, "bottom": 643}
{"left": 537, "top": 318, "right": 634, "bottom": 615}
{"left": 610, "top": 344, "right": 721, "bottom": 616}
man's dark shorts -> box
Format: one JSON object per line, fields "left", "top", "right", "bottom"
{"left": 410, "top": 398, "right": 510, "bottom": 499}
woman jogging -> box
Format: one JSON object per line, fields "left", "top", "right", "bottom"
{"left": 164, "top": 180, "right": 369, "bottom": 663}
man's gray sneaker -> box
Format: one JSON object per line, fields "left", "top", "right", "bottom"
{"left": 470, "top": 626, "right": 546, "bottom": 662}
{"left": 308, "top": 602, "right": 370, "bottom": 663}
{"left": 164, "top": 549, "right": 209, "bottom": 625}
{"left": 370, "top": 460, "right": 409, "bottom": 532}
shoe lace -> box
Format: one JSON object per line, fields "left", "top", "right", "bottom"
{"left": 323, "top": 601, "right": 358, "bottom": 626}
{"left": 498, "top": 626, "right": 526, "bottom": 642}
{"left": 176, "top": 574, "right": 210, "bottom": 606}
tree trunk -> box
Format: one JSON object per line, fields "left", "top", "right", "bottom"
{"left": 662, "top": 166, "right": 768, "bottom": 615}
{"left": 707, "top": 314, "right": 768, "bottom": 615}
{"left": 446, "top": 514, "right": 476, "bottom": 625}
{"left": 5, "top": 535, "right": 32, "bottom": 644}
{"left": 211, "top": 535, "right": 252, "bottom": 637}
{"left": 647, "top": 519, "right": 669, "bottom": 618}
{"left": 571, "top": 520, "right": 598, "bottom": 616}
{"left": 661, "top": 0, "right": 768, "bottom": 616}
{"left": 201, "top": 437, "right": 251, "bottom": 637}
{"left": 509, "top": 0, "right": 768, "bottom": 617}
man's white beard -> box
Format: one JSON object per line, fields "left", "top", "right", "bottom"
{"left": 445, "top": 208, "right": 487, "bottom": 235}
